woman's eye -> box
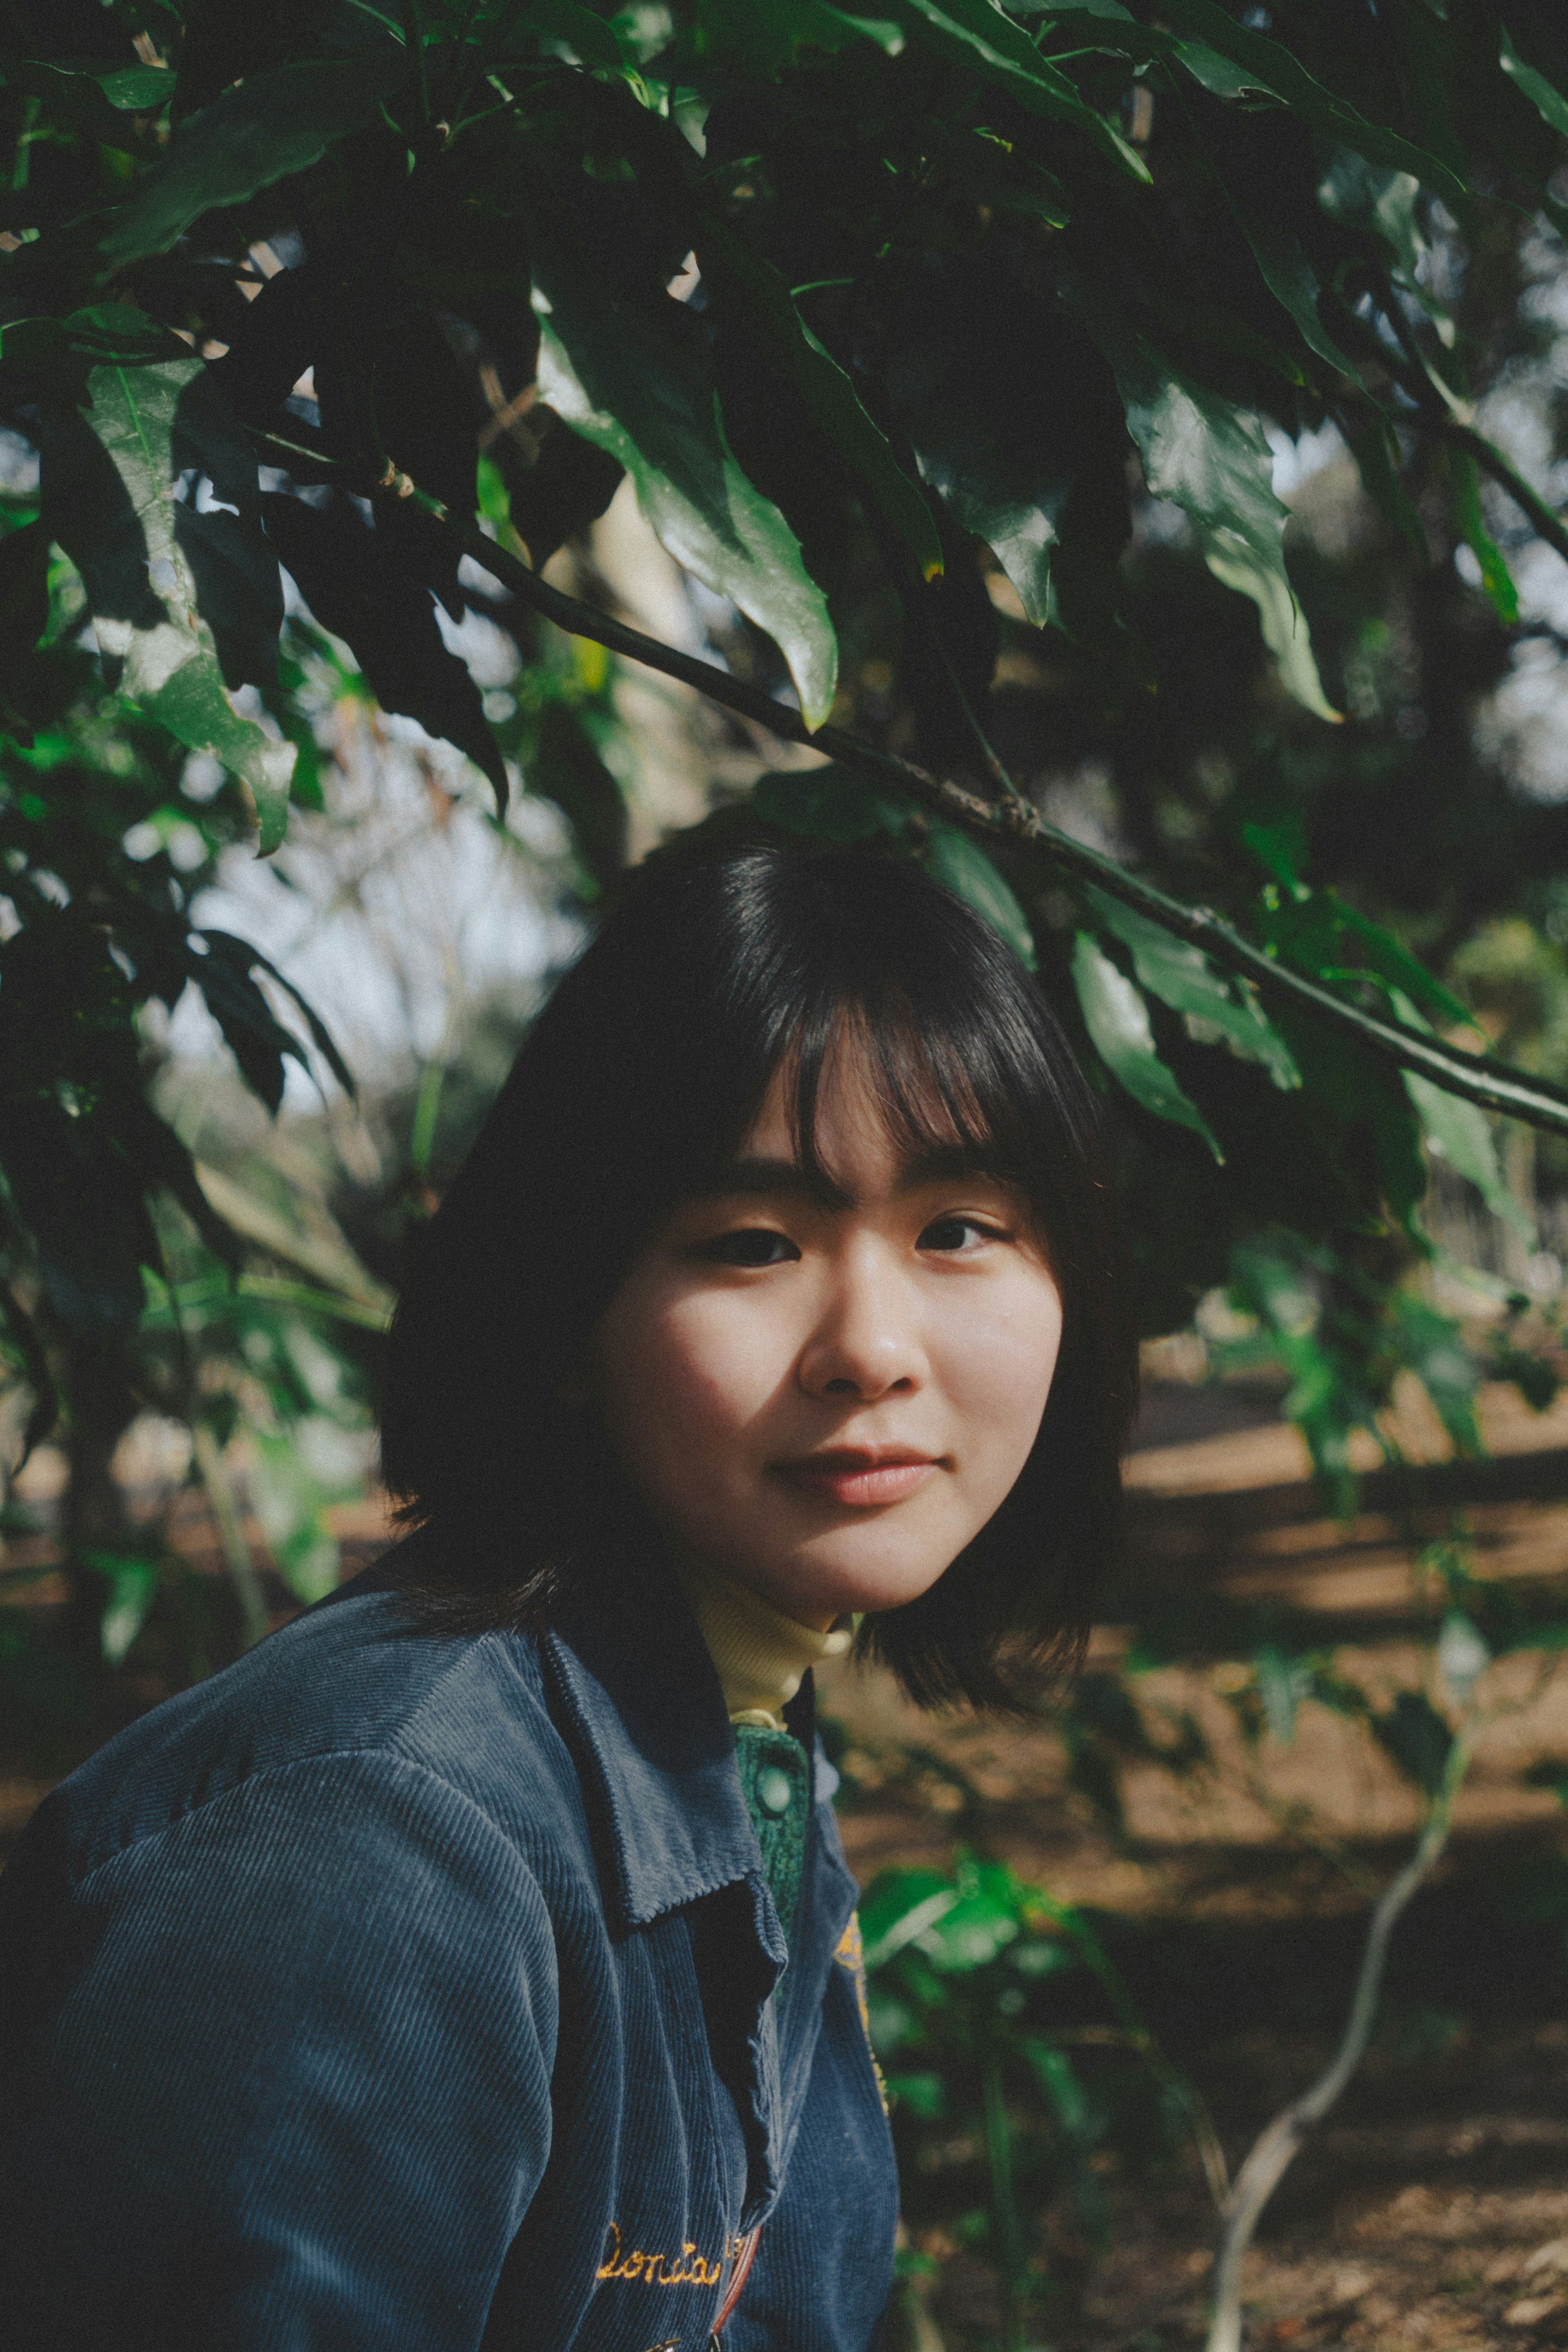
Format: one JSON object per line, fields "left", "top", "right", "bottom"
{"left": 702, "top": 1227, "right": 800, "bottom": 1268}
{"left": 918, "top": 1215, "right": 1003, "bottom": 1254}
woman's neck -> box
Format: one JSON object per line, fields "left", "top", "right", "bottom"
{"left": 675, "top": 1555, "right": 854, "bottom": 1730}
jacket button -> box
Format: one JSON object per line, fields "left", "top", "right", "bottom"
{"left": 757, "top": 1767, "right": 793, "bottom": 1817}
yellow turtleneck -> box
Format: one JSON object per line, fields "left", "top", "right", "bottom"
{"left": 675, "top": 1556, "right": 855, "bottom": 1730}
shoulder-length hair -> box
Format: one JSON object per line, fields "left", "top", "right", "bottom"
{"left": 380, "top": 838, "right": 1137, "bottom": 1711}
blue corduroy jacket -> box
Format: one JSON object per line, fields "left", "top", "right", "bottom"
{"left": 0, "top": 1541, "right": 899, "bottom": 2350}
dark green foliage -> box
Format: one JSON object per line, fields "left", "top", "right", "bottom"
{"left": 0, "top": 2, "right": 1566, "bottom": 1743}
{"left": 863, "top": 1852, "right": 1216, "bottom": 2345}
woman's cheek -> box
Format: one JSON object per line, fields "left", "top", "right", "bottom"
{"left": 649, "top": 1296, "right": 778, "bottom": 1462}
{"left": 946, "top": 1284, "right": 1062, "bottom": 1427}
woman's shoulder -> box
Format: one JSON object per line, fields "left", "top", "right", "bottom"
{"left": 32, "top": 1537, "right": 576, "bottom": 1892}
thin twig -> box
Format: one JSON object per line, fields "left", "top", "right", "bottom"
{"left": 374, "top": 466, "right": 1568, "bottom": 1137}
{"left": 1203, "top": 1727, "right": 1473, "bottom": 2352}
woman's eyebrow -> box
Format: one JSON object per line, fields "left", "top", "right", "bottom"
{"left": 695, "top": 1143, "right": 1006, "bottom": 1208}
{"left": 696, "top": 1156, "right": 853, "bottom": 1208}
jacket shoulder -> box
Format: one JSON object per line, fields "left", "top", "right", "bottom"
{"left": 29, "top": 1556, "right": 576, "bottom": 1891}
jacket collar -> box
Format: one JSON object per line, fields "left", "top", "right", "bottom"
{"left": 543, "top": 1543, "right": 785, "bottom": 1951}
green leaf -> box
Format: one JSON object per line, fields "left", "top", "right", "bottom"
{"left": 1446, "top": 444, "right": 1519, "bottom": 624}
{"left": 1499, "top": 25, "right": 1568, "bottom": 143}
{"left": 915, "top": 1861, "right": 1023, "bottom": 1973}
{"left": 885, "top": 2070, "right": 947, "bottom": 2118}
{"left": 98, "top": 56, "right": 407, "bottom": 271}
{"left": 884, "top": 290, "right": 1113, "bottom": 631}
{"left": 1020, "top": 2039, "right": 1091, "bottom": 2137}
{"left": 1085, "top": 886, "right": 1299, "bottom": 1089}
{"left": 1086, "top": 316, "right": 1341, "bottom": 723}
{"left": 1263, "top": 890, "right": 1475, "bottom": 1034}
{"left": 521, "top": 0, "right": 635, "bottom": 68}
{"left": 248, "top": 1425, "right": 345, "bottom": 1604}
{"left": 1371, "top": 1688, "right": 1454, "bottom": 1795}
{"left": 1226, "top": 204, "right": 1365, "bottom": 387}
{"left": 532, "top": 264, "right": 840, "bottom": 728}
{"left": 898, "top": 0, "right": 1151, "bottom": 181}
{"left": 0, "top": 303, "right": 188, "bottom": 374}
{"left": 1390, "top": 1297, "right": 1482, "bottom": 1456}
{"left": 1071, "top": 933, "right": 1222, "bottom": 1157}
{"left": 84, "top": 1550, "right": 160, "bottom": 1665}
{"left": 1155, "top": 0, "right": 1469, "bottom": 207}
{"left": 927, "top": 823, "right": 1036, "bottom": 967}
{"left": 2, "top": 59, "right": 155, "bottom": 148}
{"left": 96, "top": 67, "right": 179, "bottom": 112}
{"left": 693, "top": 0, "right": 906, "bottom": 74}
{"left": 1391, "top": 990, "right": 1534, "bottom": 1243}
{"left": 1437, "top": 1612, "right": 1490, "bottom": 1708}
{"left": 41, "top": 359, "right": 295, "bottom": 848}
{"left": 1316, "top": 152, "right": 1425, "bottom": 276}
{"left": 693, "top": 216, "right": 944, "bottom": 586}
{"left": 1238, "top": 808, "right": 1308, "bottom": 893}
{"left": 753, "top": 764, "right": 913, "bottom": 841}
{"left": 1253, "top": 1645, "right": 1310, "bottom": 1746}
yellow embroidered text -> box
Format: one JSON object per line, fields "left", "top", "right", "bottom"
{"left": 595, "top": 2220, "right": 727, "bottom": 2288}
{"left": 836, "top": 1913, "right": 889, "bottom": 2114}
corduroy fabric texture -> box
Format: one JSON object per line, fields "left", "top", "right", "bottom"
{"left": 0, "top": 1536, "right": 898, "bottom": 2351}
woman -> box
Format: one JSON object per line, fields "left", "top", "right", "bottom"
{"left": 0, "top": 840, "right": 1136, "bottom": 2350}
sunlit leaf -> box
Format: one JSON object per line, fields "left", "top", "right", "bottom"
{"left": 532, "top": 263, "right": 840, "bottom": 728}
{"left": 1071, "top": 934, "right": 1222, "bottom": 1158}
{"left": 1085, "top": 886, "right": 1299, "bottom": 1090}
{"left": 84, "top": 1550, "right": 160, "bottom": 1665}
{"left": 40, "top": 359, "right": 295, "bottom": 847}
{"left": 1253, "top": 1645, "right": 1311, "bottom": 1746}
{"left": 1316, "top": 152, "right": 1425, "bottom": 276}
{"left": 262, "top": 491, "right": 508, "bottom": 817}
{"left": 1082, "top": 313, "right": 1340, "bottom": 722}
{"left": 1446, "top": 444, "right": 1519, "bottom": 624}
{"left": 1437, "top": 1613, "right": 1490, "bottom": 1708}
{"left": 1391, "top": 991, "right": 1534, "bottom": 1244}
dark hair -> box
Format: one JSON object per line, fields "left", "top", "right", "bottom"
{"left": 381, "top": 840, "right": 1137, "bottom": 1710}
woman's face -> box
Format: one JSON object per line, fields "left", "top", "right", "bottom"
{"left": 587, "top": 1042, "right": 1064, "bottom": 1629}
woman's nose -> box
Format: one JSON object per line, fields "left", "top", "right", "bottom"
{"left": 797, "top": 1251, "right": 927, "bottom": 1401}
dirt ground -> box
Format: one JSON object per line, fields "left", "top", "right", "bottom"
{"left": 5, "top": 1378, "right": 1568, "bottom": 2348}
{"left": 817, "top": 1377, "right": 1568, "bottom": 2350}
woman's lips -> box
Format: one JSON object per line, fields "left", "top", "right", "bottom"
{"left": 776, "top": 1452, "right": 938, "bottom": 1508}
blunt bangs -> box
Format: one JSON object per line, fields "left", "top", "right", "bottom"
{"left": 380, "top": 840, "right": 1137, "bottom": 1712}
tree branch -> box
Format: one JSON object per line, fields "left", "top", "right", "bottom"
{"left": 1439, "top": 420, "right": 1568, "bottom": 570}
{"left": 1203, "top": 1730, "right": 1472, "bottom": 2352}
{"left": 381, "top": 468, "right": 1568, "bottom": 1138}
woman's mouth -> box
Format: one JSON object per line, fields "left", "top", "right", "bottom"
{"left": 775, "top": 1449, "right": 939, "bottom": 1508}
